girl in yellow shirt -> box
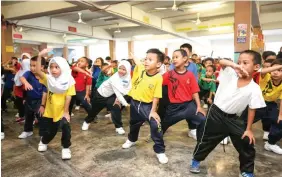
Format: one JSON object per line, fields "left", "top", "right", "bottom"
{"left": 36, "top": 49, "right": 76, "bottom": 160}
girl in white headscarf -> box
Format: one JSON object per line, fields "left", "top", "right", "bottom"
{"left": 35, "top": 49, "right": 76, "bottom": 160}
{"left": 82, "top": 60, "right": 132, "bottom": 135}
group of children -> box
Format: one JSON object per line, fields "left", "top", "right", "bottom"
{"left": 1, "top": 44, "right": 282, "bottom": 177}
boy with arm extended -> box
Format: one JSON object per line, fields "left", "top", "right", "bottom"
{"left": 122, "top": 49, "right": 168, "bottom": 164}
{"left": 190, "top": 50, "right": 266, "bottom": 177}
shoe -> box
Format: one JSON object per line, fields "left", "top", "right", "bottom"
{"left": 156, "top": 153, "right": 168, "bottom": 164}
{"left": 264, "top": 142, "right": 282, "bottom": 155}
{"left": 240, "top": 172, "right": 254, "bottom": 177}
{"left": 115, "top": 127, "right": 125, "bottom": 135}
{"left": 33, "top": 118, "right": 38, "bottom": 126}
{"left": 82, "top": 121, "right": 90, "bottom": 131}
{"left": 15, "top": 117, "right": 25, "bottom": 122}
{"left": 122, "top": 139, "right": 136, "bottom": 149}
{"left": 1, "top": 132, "right": 4, "bottom": 140}
{"left": 221, "top": 137, "right": 229, "bottom": 145}
{"left": 15, "top": 113, "right": 19, "bottom": 118}
{"left": 18, "top": 131, "right": 33, "bottom": 139}
{"left": 105, "top": 113, "right": 111, "bottom": 118}
{"left": 38, "top": 141, "right": 47, "bottom": 152}
{"left": 190, "top": 159, "right": 200, "bottom": 173}
{"left": 203, "top": 104, "right": 208, "bottom": 109}
{"left": 75, "top": 106, "right": 80, "bottom": 111}
{"left": 188, "top": 129, "right": 197, "bottom": 140}
{"left": 71, "top": 113, "right": 74, "bottom": 117}
{"left": 263, "top": 131, "right": 269, "bottom": 141}
{"left": 62, "top": 148, "right": 71, "bottom": 160}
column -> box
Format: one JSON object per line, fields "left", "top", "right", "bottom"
{"left": 109, "top": 40, "right": 116, "bottom": 60}
{"left": 63, "top": 45, "right": 68, "bottom": 60}
{"left": 128, "top": 41, "right": 134, "bottom": 57}
{"left": 1, "top": 25, "right": 14, "bottom": 63}
{"left": 165, "top": 48, "right": 168, "bottom": 56}
{"left": 84, "top": 45, "right": 90, "bottom": 58}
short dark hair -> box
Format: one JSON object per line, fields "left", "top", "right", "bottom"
{"left": 165, "top": 56, "right": 171, "bottom": 61}
{"left": 204, "top": 58, "right": 214, "bottom": 65}
{"left": 180, "top": 43, "right": 192, "bottom": 52}
{"left": 111, "top": 60, "right": 118, "bottom": 64}
{"left": 192, "top": 54, "right": 198, "bottom": 57}
{"left": 271, "top": 59, "right": 282, "bottom": 66}
{"left": 146, "top": 48, "right": 165, "bottom": 63}
{"left": 206, "top": 65, "right": 216, "bottom": 72}
{"left": 174, "top": 49, "right": 187, "bottom": 57}
{"left": 105, "top": 56, "right": 111, "bottom": 61}
{"left": 102, "top": 63, "right": 109, "bottom": 67}
{"left": 262, "top": 51, "right": 276, "bottom": 61}
{"left": 264, "top": 59, "right": 275, "bottom": 64}
{"left": 277, "top": 52, "right": 282, "bottom": 59}
{"left": 95, "top": 57, "right": 104, "bottom": 65}
{"left": 31, "top": 56, "right": 46, "bottom": 66}
{"left": 240, "top": 50, "right": 262, "bottom": 65}
{"left": 11, "top": 57, "right": 18, "bottom": 60}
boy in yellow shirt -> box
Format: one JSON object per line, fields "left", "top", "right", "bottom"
{"left": 122, "top": 49, "right": 168, "bottom": 164}
{"left": 36, "top": 49, "right": 76, "bottom": 160}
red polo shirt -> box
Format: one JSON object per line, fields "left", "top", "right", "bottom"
{"left": 163, "top": 70, "right": 199, "bottom": 103}
{"left": 71, "top": 66, "right": 92, "bottom": 92}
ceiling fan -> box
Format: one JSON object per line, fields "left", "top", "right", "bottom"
{"left": 187, "top": 13, "right": 202, "bottom": 25}
{"left": 114, "top": 23, "right": 121, "bottom": 33}
{"left": 151, "top": 0, "right": 185, "bottom": 13}
{"left": 74, "top": 12, "right": 87, "bottom": 24}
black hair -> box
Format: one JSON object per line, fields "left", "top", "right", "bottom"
{"left": 240, "top": 50, "right": 262, "bottom": 65}
{"left": 31, "top": 56, "right": 46, "bottom": 66}
{"left": 11, "top": 57, "right": 18, "bottom": 60}
{"left": 105, "top": 56, "right": 111, "bottom": 61}
{"left": 192, "top": 54, "right": 198, "bottom": 57}
{"left": 146, "top": 48, "right": 165, "bottom": 63}
{"left": 264, "top": 59, "right": 275, "bottom": 64}
{"left": 262, "top": 51, "right": 276, "bottom": 61}
{"left": 102, "top": 63, "right": 109, "bottom": 67}
{"left": 277, "top": 52, "right": 282, "bottom": 60}
{"left": 206, "top": 65, "right": 216, "bottom": 72}
{"left": 180, "top": 43, "right": 192, "bottom": 52}
{"left": 88, "top": 59, "right": 93, "bottom": 69}
{"left": 165, "top": 56, "right": 171, "bottom": 61}
{"left": 111, "top": 60, "right": 118, "bottom": 64}
{"left": 271, "top": 59, "right": 282, "bottom": 67}
{"left": 204, "top": 58, "right": 214, "bottom": 65}
{"left": 95, "top": 57, "right": 104, "bottom": 65}
{"left": 174, "top": 49, "right": 187, "bottom": 57}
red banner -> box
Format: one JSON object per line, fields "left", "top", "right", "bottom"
{"left": 13, "top": 33, "right": 23, "bottom": 39}
{"left": 68, "top": 26, "right": 77, "bottom": 32}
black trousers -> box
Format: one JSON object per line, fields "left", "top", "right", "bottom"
{"left": 69, "top": 90, "right": 93, "bottom": 120}
{"left": 40, "top": 117, "right": 71, "bottom": 148}
{"left": 128, "top": 99, "right": 165, "bottom": 153}
{"left": 1, "top": 117, "right": 4, "bottom": 133}
{"left": 24, "top": 99, "right": 41, "bottom": 132}
{"left": 15, "top": 96, "right": 25, "bottom": 118}
{"left": 1, "top": 87, "right": 12, "bottom": 110}
{"left": 193, "top": 104, "right": 255, "bottom": 173}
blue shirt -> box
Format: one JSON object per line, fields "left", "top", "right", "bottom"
{"left": 4, "top": 72, "right": 15, "bottom": 89}
{"left": 169, "top": 62, "right": 198, "bottom": 81}
{"left": 23, "top": 71, "right": 47, "bottom": 100}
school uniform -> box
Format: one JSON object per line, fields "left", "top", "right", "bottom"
{"left": 69, "top": 66, "right": 93, "bottom": 120}
{"left": 193, "top": 67, "right": 266, "bottom": 173}
{"left": 127, "top": 64, "right": 165, "bottom": 153}
{"left": 22, "top": 71, "right": 47, "bottom": 132}
{"left": 1, "top": 71, "right": 15, "bottom": 110}
{"left": 198, "top": 74, "right": 216, "bottom": 106}
{"left": 161, "top": 70, "right": 206, "bottom": 137}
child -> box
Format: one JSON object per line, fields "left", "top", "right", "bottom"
{"left": 69, "top": 57, "right": 93, "bottom": 121}
{"left": 190, "top": 50, "right": 266, "bottom": 177}
{"left": 160, "top": 49, "right": 206, "bottom": 147}
{"left": 122, "top": 49, "right": 167, "bottom": 164}
{"left": 95, "top": 63, "right": 112, "bottom": 89}
{"left": 198, "top": 65, "right": 217, "bottom": 108}
{"left": 18, "top": 56, "right": 47, "bottom": 139}
{"left": 82, "top": 60, "right": 131, "bottom": 134}
{"left": 201, "top": 57, "right": 214, "bottom": 75}
{"left": 91, "top": 57, "right": 104, "bottom": 92}
{"left": 36, "top": 49, "right": 75, "bottom": 160}
{"left": 111, "top": 60, "right": 118, "bottom": 73}
{"left": 262, "top": 51, "right": 276, "bottom": 62}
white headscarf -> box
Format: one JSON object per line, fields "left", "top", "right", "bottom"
{"left": 14, "top": 58, "right": 30, "bottom": 86}
{"left": 21, "top": 53, "right": 31, "bottom": 60}
{"left": 108, "top": 60, "right": 131, "bottom": 95}
{"left": 47, "top": 57, "right": 75, "bottom": 93}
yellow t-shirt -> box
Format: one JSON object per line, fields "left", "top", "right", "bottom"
{"left": 259, "top": 73, "right": 282, "bottom": 102}
{"left": 128, "top": 64, "right": 162, "bottom": 103}
{"left": 40, "top": 73, "right": 76, "bottom": 122}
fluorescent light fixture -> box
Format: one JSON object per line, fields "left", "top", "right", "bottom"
{"left": 82, "top": 39, "right": 98, "bottom": 44}
{"left": 114, "top": 29, "right": 121, "bottom": 33}
{"left": 154, "top": 7, "right": 168, "bottom": 10}
{"left": 133, "top": 34, "right": 154, "bottom": 39}
{"left": 98, "top": 16, "right": 113, "bottom": 20}
{"left": 208, "top": 26, "right": 232, "bottom": 32}
{"left": 190, "top": 2, "right": 221, "bottom": 11}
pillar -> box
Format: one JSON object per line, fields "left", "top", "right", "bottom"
{"left": 128, "top": 41, "right": 134, "bottom": 57}
{"left": 165, "top": 48, "right": 168, "bottom": 56}
{"left": 84, "top": 45, "right": 90, "bottom": 58}
{"left": 109, "top": 40, "right": 116, "bottom": 60}
{"left": 1, "top": 25, "right": 14, "bottom": 63}
{"left": 63, "top": 45, "right": 68, "bottom": 60}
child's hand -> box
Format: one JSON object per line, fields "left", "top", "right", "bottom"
{"left": 149, "top": 111, "right": 161, "bottom": 126}
{"left": 278, "top": 115, "right": 282, "bottom": 124}
{"left": 233, "top": 64, "right": 249, "bottom": 78}
{"left": 39, "top": 48, "right": 52, "bottom": 57}
{"left": 113, "top": 99, "right": 121, "bottom": 109}
{"left": 207, "top": 98, "right": 213, "bottom": 104}
{"left": 196, "top": 107, "right": 206, "bottom": 116}
{"left": 84, "top": 95, "right": 91, "bottom": 104}
{"left": 24, "top": 82, "right": 33, "bottom": 91}
{"left": 242, "top": 130, "right": 255, "bottom": 144}
{"left": 38, "top": 106, "right": 45, "bottom": 117}
{"left": 64, "top": 112, "right": 71, "bottom": 122}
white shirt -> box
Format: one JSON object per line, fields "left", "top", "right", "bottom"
{"left": 214, "top": 67, "right": 266, "bottom": 115}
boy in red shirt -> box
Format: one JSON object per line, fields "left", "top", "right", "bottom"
{"left": 69, "top": 57, "right": 94, "bottom": 121}
{"left": 160, "top": 49, "right": 206, "bottom": 141}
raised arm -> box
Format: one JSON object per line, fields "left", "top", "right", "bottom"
{"left": 37, "top": 49, "right": 51, "bottom": 79}
{"left": 261, "top": 65, "right": 282, "bottom": 78}
{"left": 129, "top": 52, "right": 141, "bottom": 66}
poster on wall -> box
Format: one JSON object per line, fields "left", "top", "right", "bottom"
{"left": 237, "top": 24, "right": 247, "bottom": 43}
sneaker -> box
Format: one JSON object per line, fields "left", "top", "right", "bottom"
{"left": 75, "top": 106, "right": 80, "bottom": 110}
{"left": 221, "top": 137, "right": 229, "bottom": 145}
{"left": 122, "top": 139, "right": 136, "bottom": 149}
{"left": 105, "top": 113, "right": 111, "bottom": 118}
{"left": 82, "top": 121, "right": 90, "bottom": 131}
{"left": 188, "top": 129, "right": 197, "bottom": 140}
{"left": 115, "top": 127, "right": 125, "bottom": 135}
{"left": 15, "top": 117, "right": 24, "bottom": 122}
{"left": 190, "top": 159, "right": 200, "bottom": 173}
{"left": 71, "top": 113, "right": 74, "bottom": 117}
{"left": 18, "top": 131, "right": 33, "bottom": 139}
{"left": 15, "top": 113, "right": 19, "bottom": 118}
{"left": 264, "top": 142, "right": 282, "bottom": 155}
{"left": 203, "top": 104, "right": 208, "bottom": 109}
{"left": 156, "top": 153, "right": 168, "bottom": 164}
{"left": 1, "top": 132, "right": 4, "bottom": 140}
{"left": 62, "top": 148, "right": 71, "bottom": 160}
{"left": 38, "top": 141, "right": 47, "bottom": 152}
{"left": 263, "top": 131, "right": 269, "bottom": 141}
{"left": 240, "top": 172, "right": 254, "bottom": 177}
